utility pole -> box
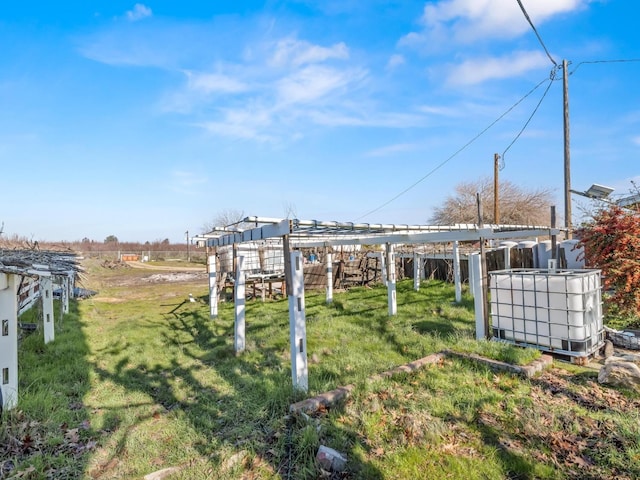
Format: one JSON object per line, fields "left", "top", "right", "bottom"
{"left": 493, "top": 153, "right": 500, "bottom": 225}
{"left": 563, "top": 59, "right": 572, "bottom": 239}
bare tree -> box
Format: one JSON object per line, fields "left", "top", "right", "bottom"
{"left": 202, "top": 208, "right": 246, "bottom": 233}
{"left": 429, "top": 177, "right": 555, "bottom": 226}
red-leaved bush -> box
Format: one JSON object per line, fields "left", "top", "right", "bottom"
{"left": 576, "top": 205, "right": 640, "bottom": 318}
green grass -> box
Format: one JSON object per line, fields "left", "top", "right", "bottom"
{"left": 2, "top": 261, "right": 639, "bottom": 479}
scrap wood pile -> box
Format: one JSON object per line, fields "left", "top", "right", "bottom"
{"left": 0, "top": 250, "right": 82, "bottom": 277}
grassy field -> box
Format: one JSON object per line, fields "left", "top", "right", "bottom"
{"left": 1, "top": 259, "right": 639, "bottom": 479}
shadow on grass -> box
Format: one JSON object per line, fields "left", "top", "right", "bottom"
{"left": 88, "top": 299, "right": 385, "bottom": 478}
{"left": 1, "top": 300, "right": 97, "bottom": 479}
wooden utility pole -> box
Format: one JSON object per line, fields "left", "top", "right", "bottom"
{"left": 563, "top": 59, "right": 572, "bottom": 239}
{"left": 493, "top": 153, "right": 500, "bottom": 225}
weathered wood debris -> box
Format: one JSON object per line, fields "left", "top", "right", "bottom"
{"left": 0, "top": 249, "right": 81, "bottom": 277}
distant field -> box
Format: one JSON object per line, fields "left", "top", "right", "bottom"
{"left": 2, "top": 258, "right": 639, "bottom": 479}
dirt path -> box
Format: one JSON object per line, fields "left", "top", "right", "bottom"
{"left": 126, "top": 261, "right": 206, "bottom": 272}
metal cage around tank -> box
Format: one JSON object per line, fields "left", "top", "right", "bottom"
{"left": 489, "top": 267, "right": 604, "bottom": 357}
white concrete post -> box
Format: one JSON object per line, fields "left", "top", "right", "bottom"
{"left": 234, "top": 255, "right": 246, "bottom": 353}
{"left": 288, "top": 251, "right": 308, "bottom": 392}
{"left": 41, "top": 276, "right": 55, "bottom": 344}
{"left": 413, "top": 253, "right": 420, "bottom": 291}
{"left": 470, "top": 253, "right": 485, "bottom": 340}
{"left": 503, "top": 246, "right": 511, "bottom": 270}
{"left": 453, "top": 241, "right": 462, "bottom": 303}
{"left": 0, "top": 273, "right": 19, "bottom": 410}
{"left": 468, "top": 252, "right": 475, "bottom": 298}
{"left": 386, "top": 244, "right": 397, "bottom": 316}
{"left": 208, "top": 255, "right": 218, "bottom": 318}
{"left": 325, "top": 253, "right": 333, "bottom": 304}
{"left": 378, "top": 251, "right": 388, "bottom": 286}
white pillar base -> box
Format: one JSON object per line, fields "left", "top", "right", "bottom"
{"left": 288, "top": 251, "right": 308, "bottom": 392}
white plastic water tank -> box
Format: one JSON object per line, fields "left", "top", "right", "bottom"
{"left": 537, "top": 240, "right": 553, "bottom": 268}
{"left": 499, "top": 241, "right": 518, "bottom": 269}
{"left": 490, "top": 268, "right": 603, "bottom": 356}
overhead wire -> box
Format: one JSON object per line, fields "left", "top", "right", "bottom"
{"left": 570, "top": 58, "right": 640, "bottom": 75}
{"left": 500, "top": 65, "right": 559, "bottom": 166}
{"left": 354, "top": 76, "right": 552, "bottom": 221}
{"left": 515, "top": 0, "right": 557, "bottom": 66}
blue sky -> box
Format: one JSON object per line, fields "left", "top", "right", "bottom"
{"left": 1, "top": 0, "right": 638, "bottom": 243}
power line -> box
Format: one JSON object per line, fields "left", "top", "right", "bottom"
{"left": 515, "top": 0, "right": 557, "bottom": 66}
{"left": 570, "top": 58, "right": 640, "bottom": 75}
{"left": 354, "top": 76, "right": 551, "bottom": 221}
{"left": 501, "top": 66, "right": 559, "bottom": 164}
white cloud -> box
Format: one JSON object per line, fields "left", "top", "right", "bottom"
{"left": 365, "top": 143, "right": 416, "bottom": 157}
{"left": 632, "top": 136, "right": 640, "bottom": 146}
{"left": 126, "top": 4, "right": 152, "bottom": 22}
{"left": 270, "top": 37, "right": 349, "bottom": 68}
{"left": 386, "top": 54, "right": 405, "bottom": 71}
{"left": 308, "top": 110, "right": 428, "bottom": 128}
{"left": 418, "top": 104, "right": 463, "bottom": 117}
{"left": 196, "top": 106, "right": 275, "bottom": 142}
{"left": 400, "top": 0, "right": 587, "bottom": 48}
{"left": 445, "top": 50, "right": 550, "bottom": 85}
{"left": 169, "top": 170, "right": 208, "bottom": 195}
{"left": 184, "top": 71, "right": 248, "bottom": 94}
{"left": 276, "top": 65, "right": 366, "bottom": 105}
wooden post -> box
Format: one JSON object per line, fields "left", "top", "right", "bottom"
{"left": 288, "top": 251, "right": 308, "bottom": 392}
{"left": 283, "top": 235, "right": 292, "bottom": 296}
{"left": 563, "top": 59, "right": 572, "bottom": 239}
{"left": 234, "top": 256, "right": 246, "bottom": 353}
{"left": 0, "top": 273, "right": 19, "bottom": 410}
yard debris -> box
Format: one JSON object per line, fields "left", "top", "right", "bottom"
{"left": 604, "top": 326, "right": 640, "bottom": 350}
{"left": 316, "top": 445, "right": 347, "bottom": 472}
{"left": 143, "top": 466, "right": 183, "bottom": 480}
{"left": 598, "top": 356, "right": 640, "bottom": 391}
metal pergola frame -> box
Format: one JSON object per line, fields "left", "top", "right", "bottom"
{"left": 195, "top": 216, "right": 559, "bottom": 248}
{"left": 193, "top": 216, "right": 561, "bottom": 393}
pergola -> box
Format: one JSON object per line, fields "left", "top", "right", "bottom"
{"left": 195, "top": 217, "right": 560, "bottom": 392}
